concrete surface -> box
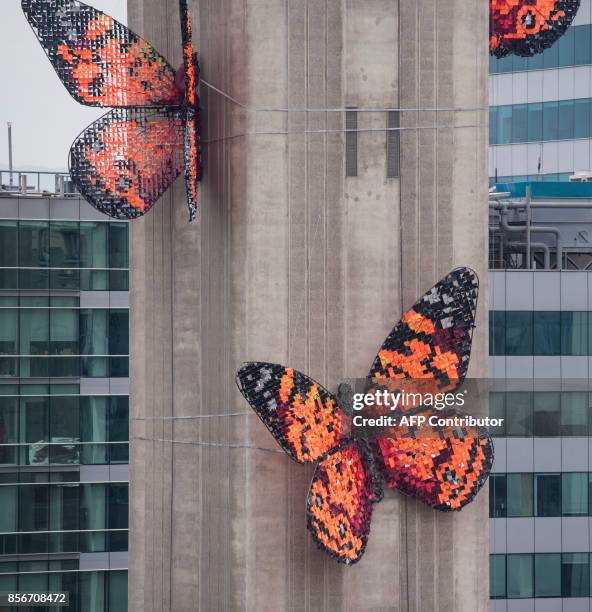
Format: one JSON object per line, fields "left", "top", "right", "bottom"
{"left": 128, "top": 0, "right": 489, "bottom": 610}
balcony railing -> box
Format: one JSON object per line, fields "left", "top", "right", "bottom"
{"left": 0, "top": 170, "right": 77, "bottom": 197}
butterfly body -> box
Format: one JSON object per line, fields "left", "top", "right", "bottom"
{"left": 237, "top": 268, "right": 494, "bottom": 564}
{"left": 22, "top": 0, "right": 201, "bottom": 220}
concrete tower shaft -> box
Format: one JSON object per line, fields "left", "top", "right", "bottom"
{"left": 128, "top": 1, "right": 489, "bottom": 610}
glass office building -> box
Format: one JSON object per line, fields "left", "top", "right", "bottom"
{"left": 0, "top": 174, "right": 128, "bottom": 611}
{"left": 490, "top": 0, "right": 592, "bottom": 183}
{"left": 489, "top": 184, "right": 592, "bottom": 610}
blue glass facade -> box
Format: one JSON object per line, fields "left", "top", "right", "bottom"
{"left": 0, "top": 200, "right": 129, "bottom": 612}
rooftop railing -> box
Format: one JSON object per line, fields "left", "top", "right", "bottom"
{"left": 0, "top": 170, "right": 77, "bottom": 197}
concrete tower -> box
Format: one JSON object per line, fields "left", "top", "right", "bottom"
{"left": 128, "top": 0, "right": 490, "bottom": 610}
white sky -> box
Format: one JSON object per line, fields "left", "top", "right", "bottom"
{"left": 0, "top": 0, "right": 127, "bottom": 172}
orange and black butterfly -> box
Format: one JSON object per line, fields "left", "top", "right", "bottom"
{"left": 490, "top": 0, "right": 581, "bottom": 58}
{"left": 22, "top": 0, "right": 201, "bottom": 220}
{"left": 236, "top": 268, "right": 494, "bottom": 564}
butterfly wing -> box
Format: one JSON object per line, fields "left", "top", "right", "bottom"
{"left": 69, "top": 108, "right": 185, "bottom": 219}
{"left": 22, "top": 0, "right": 182, "bottom": 107}
{"left": 180, "top": 0, "right": 201, "bottom": 221}
{"left": 366, "top": 267, "right": 492, "bottom": 510}
{"left": 236, "top": 362, "right": 350, "bottom": 463}
{"left": 367, "top": 267, "right": 479, "bottom": 395}
{"left": 374, "top": 416, "right": 493, "bottom": 511}
{"left": 490, "top": 0, "right": 581, "bottom": 58}
{"left": 306, "top": 441, "right": 381, "bottom": 564}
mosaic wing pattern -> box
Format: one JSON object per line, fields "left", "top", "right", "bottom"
{"left": 21, "top": 0, "right": 182, "bottom": 107}
{"left": 306, "top": 441, "right": 382, "bottom": 564}
{"left": 374, "top": 419, "right": 493, "bottom": 511}
{"left": 367, "top": 267, "right": 479, "bottom": 394}
{"left": 180, "top": 0, "right": 201, "bottom": 221}
{"left": 490, "top": 0, "right": 581, "bottom": 58}
{"left": 236, "top": 362, "right": 350, "bottom": 463}
{"left": 366, "top": 268, "right": 493, "bottom": 511}
{"left": 69, "top": 108, "right": 185, "bottom": 219}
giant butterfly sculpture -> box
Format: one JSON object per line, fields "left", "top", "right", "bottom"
{"left": 236, "top": 268, "right": 494, "bottom": 564}
{"left": 24, "top": 0, "right": 580, "bottom": 220}
{"left": 22, "top": 0, "right": 201, "bottom": 221}
{"left": 490, "top": 0, "right": 581, "bottom": 58}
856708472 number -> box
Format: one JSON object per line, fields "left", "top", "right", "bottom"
{"left": 0, "top": 592, "right": 69, "bottom": 607}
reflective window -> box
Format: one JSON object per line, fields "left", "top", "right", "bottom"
{"left": 561, "top": 393, "right": 589, "bottom": 436}
{"left": 562, "top": 553, "right": 590, "bottom": 597}
{"left": 535, "top": 473, "right": 561, "bottom": 517}
{"left": 535, "top": 554, "right": 561, "bottom": 598}
{"left": 0, "top": 221, "right": 128, "bottom": 291}
{"left": 490, "top": 311, "right": 592, "bottom": 356}
{"left": 504, "top": 312, "right": 533, "bottom": 355}
{"left": 562, "top": 473, "right": 588, "bottom": 516}
{"left": 505, "top": 392, "right": 532, "bottom": 437}
{"left": 490, "top": 555, "right": 506, "bottom": 599}
{"left": 507, "top": 554, "right": 533, "bottom": 598}
{"left": 490, "top": 474, "right": 507, "bottom": 518}
{"left": 533, "top": 392, "right": 560, "bottom": 437}
{"left": 507, "top": 473, "right": 533, "bottom": 517}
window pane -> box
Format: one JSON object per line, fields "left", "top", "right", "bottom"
{"left": 49, "top": 484, "right": 79, "bottom": 532}
{"left": 505, "top": 312, "right": 533, "bottom": 355}
{"left": 497, "top": 106, "right": 513, "bottom": 144}
{"left": 507, "top": 474, "right": 533, "bottom": 517}
{"left": 527, "top": 103, "right": 543, "bottom": 142}
{"left": 50, "top": 222, "right": 79, "bottom": 290}
{"left": 80, "top": 310, "right": 108, "bottom": 356}
{"left": 562, "top": 311, "right": 588, "bottom": 356}
{"left": 0, "top": 221, "right": 17, "bottom": 289}
{"left": 80, "top": 484, "right": 106, "bottom": 552}
{"left": 80, "top": 222, "right": 108, "bottom": 269}
{"left": 574, "top": 99, "right": 590, "bottom": 140}
{"left": 490, "top": 474, "right": 507, "bottom": 518}
{"left": 20, "top": 396, "right": 49, "bottom": 467}
{"left": 109, "top": 223, "right": 129, "bottom": 269}
{"left": 109, "top": 396, "right": 129, "bottom": 464}
{"left": 490, "top": 108, "right": 498, "bottom": 144}
{"left": 50, "top": 396, "right": 79, "bottom": 465}
{"left": 562, "top": 393, "right": 589, "bottom": 436}
{"left": 19, "top": 484, "right": 48, "bottom": 531}
{"left": 50, "top": 310, "right": 78, "bottom": 356}
{"left": 558, "top": 26, "right": 575, "bottom": 67}
{"left": 490, "top": 555, "right": 506, "bottom": 599}
{"left": 562, "top": 553, "right": 590, "bottom": 597}
{"left": 80, "top": 397, "right": 108, "bottom": 464}
{"left": 535, "top": 554, "right": 561, "bottom": 597}
{"left": 534, "top": 312, "right": 560, "bottom": 355}
{"left": 506, "top": 392, "right": 533, "bottom": 436}
{"left": 489, "top": 311, "right": 506, "bottom": 356}
{"left": 79, "top": 571, "right": 105, "bottom": 612}
{"left": 562, "top": 473, "right": 588, "bottom": 516}
{"left": 489, "top": 393, "right": 506, "bottom": 436}
{"left": 19, "top": 309, "right": 49, "bottom": 356}
{"left": 544, "top": 35, "right": 560, "bottom": 68}
{"left": 507, "top": 554, "right": 534, "bottom": 598}
{"left": 0, "top": 486, "right": 17, "bottom": 536}
{"left": 575, "top": 26, "right": 591, "bottom": 65}
{"left": 19, "top": 221, "right": 49, "bottom": 289}
{"left": 543, "top": 101, "right": 559, "bottom": 141}
{"left": 109, "top": 311, "right": 129, "bottom": 356}
{"left": 533, "top": 392, "right": 560, "bottom": 436}
{"left": 108, "top": 571, "right": 128, "bottom": 612}
{"left": 0, "top": 309, "right": 18, "bottom": 377}
{"left": 536, "top": 473, "right": 561, "bottom": 517}
{"left": 0, "top": 396, "right": 18, "bottom": 466}
{"left": 513, "top": 104, "right": 528, "bottom": 143}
